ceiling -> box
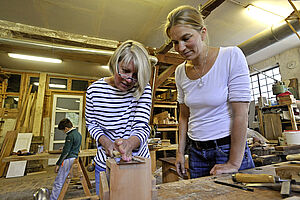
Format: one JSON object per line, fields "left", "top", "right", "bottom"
{"left": 0, "top": 0, "right": 299, "bottom": 79}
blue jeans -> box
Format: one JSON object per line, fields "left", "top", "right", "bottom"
{"left": 50, "top": 158, "right": 75, "bottom": 200}
{"left": 188, "top": 142, "right": 255, "bottom": 178}
{"left": 95, "top": 164, "right": 106, "bottom": 196}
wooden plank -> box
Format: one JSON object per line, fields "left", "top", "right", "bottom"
{"left": 99, "top": 171, "right": 109, "bottom": 200}
{"left": 263, "top": 113, "right": 282, "bottom": 140}
{"left": 288, "top": 104, "right": 298, "bottom": 130}
{"left": 32, "top": 73, "right": 47, "bottom": 136}
{"left": 108, "top": 157, "right": 152, "bottom": 200}
{"left": 2, "top": 149, "right": 97, "bottom": 162}
{"left": 0, "top": 130, "right": 18, "bottom": 177}
{"left": 15, "top": 84, "right": 33, "bottom": 132}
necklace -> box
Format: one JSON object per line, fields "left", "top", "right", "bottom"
{"left": 193, "top": 48, "right": 209, "bottom": 87}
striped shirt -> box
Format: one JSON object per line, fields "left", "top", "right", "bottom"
{"left": 85, "top": 78, "right": 152, "bottom": 168}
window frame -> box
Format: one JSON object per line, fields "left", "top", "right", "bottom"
{"left": 250, "top": 65, "right": 281, "bottom": 103}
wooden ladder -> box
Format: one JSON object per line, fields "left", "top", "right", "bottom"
{"left": 58, "top": 158, "right": 92, "bottom": 200}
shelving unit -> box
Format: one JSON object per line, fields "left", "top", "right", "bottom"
{"left": 258, "top": 102, "right": 299, "bottom": 140}
{"left": 152, "top": 100, "right": 178, "bottom": 144}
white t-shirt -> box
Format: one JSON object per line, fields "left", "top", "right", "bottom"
{"left": 175, "top": 46, "right": 251, "bottom": 141}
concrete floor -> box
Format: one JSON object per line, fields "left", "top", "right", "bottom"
{"left": 0, "top": 161, "right": 163, "bottom": 200}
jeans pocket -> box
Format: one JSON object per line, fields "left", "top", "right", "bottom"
{"left": 216, "top": 144, "right": 230, "bottom": 157}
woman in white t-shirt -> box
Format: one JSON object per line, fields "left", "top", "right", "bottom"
{"left": 164, "top": 5, "right": 255, "bottom": 178}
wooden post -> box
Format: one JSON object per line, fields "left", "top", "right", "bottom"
{"left": 32, "top": 73, "right": 47, "bottom": 136}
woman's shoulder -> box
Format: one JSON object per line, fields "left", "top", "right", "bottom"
{"left": 220, "top": 46, "right": 244, "bottom": 56}
{"left": 175, "top": 61, "right": 186, "bottom": 75}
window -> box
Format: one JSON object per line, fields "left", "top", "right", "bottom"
{"left": 30, "top": 77, "right": 40, "bottom": 93}
{"left": 250, "top": 65, "right": 281, "bottom": 103}
{"left": 49, "top": 78, "right": 67, "bottom": 90}
{"left": 71, "top": 79, "right": 88, "bottom": 91}
{"left": 6, "top": 74, "right": 21, "bottom": 93}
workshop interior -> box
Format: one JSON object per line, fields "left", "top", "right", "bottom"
{"left": 0, "top": 0, "right": 300, "bottom": 199}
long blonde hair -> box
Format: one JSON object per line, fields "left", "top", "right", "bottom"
{"left": 108, "top": 40, "right": 151, "bottom": 99}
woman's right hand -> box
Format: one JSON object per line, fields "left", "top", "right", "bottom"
{"left": 99, "top": 135, "right": 114, "bottom": 157}
{"left": 175, "top": 152, "right": 187, "bottom": 178}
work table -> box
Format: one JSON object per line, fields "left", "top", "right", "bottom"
{"left": 157, "top": 162, "right": 300, "bottom": 200}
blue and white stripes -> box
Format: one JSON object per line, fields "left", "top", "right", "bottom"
{"left": 85, "top": 78, "right": 152, "bottom": 168}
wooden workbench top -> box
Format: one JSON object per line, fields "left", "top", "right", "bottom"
{"left": 2, "top": 148, "right": 97, "bottom": 162}
{"left": 157, "top": 162, "right": 299, "bottom": 199}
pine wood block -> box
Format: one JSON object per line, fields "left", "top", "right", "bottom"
{"left": 107, "top": 157, "right": 152, "bottom": 200}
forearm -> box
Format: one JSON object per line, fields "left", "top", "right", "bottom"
{"left": 178, "top": 121, "right": 188, "bottom": 155}
{"left": 228, "top": 113, "right": 248, "bottom": 167}
{"left": 127, "top": 136, "right": 141, "bottom": 151}
{"left": 178, "top": 104, "right": 189, "bottom": 155}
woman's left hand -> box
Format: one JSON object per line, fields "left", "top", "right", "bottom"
{"left": 114, "top": 139, "right": 133, "bottom": 161}
{"left": 210, "top": 162, "right": 239, "bottom": 175}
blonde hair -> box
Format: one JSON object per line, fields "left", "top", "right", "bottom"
{"left": 108, "top": 40, "right": 151, "bottom": 100}
{"left": 165, "top": 5, "right": 206, "bottom": 38}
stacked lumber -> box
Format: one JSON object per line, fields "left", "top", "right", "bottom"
{"left": 0, "top": 130, "right": 17, "bottom": 177}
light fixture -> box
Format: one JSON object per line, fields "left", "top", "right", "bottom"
{"left": 33, "top": 82, "right": 66, "bottom": 89}
{"left": 8, "top": 53, "right": 62, "bottom": 63}
{"left": 245, "top": 4, "right": 285, "bottom": 25}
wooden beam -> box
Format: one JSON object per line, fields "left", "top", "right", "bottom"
{"left": 32, "top": 73, "right": 46, "bottom": 136}
{"left": 200, "top": 0, "right": 226, "bottom": 18}
{"left": 155, "top": 53, "right": 184, "bottom": 65}
{"left": 155, "top": 65, "right": 177, "bottom": 90}
{"left": 0, "top": 20, "right": 118, "bottom": 50}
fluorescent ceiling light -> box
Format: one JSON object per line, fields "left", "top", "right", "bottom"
{"left": 33, "top": 82, "right": 66, "bottom": 88}
{"left": 8, "top": 53, "right": 62, "bottom": 63}
{"left": 49, "top": 84, "right": 66, "bottom": 89}
{"left": 245, "top": 4, "right": 285, "bottom": 25}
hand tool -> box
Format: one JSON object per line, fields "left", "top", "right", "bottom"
{"left": 213, "top": 180, "right": 254, "bottom": 192}
{"left": 111, "top": 150, "right": 145, "bottom": 165}
{"left": 232, "top": 173, "right": 289, "bottom": 183}
{"left": 232, "top": 173, "right": 292, "bottom": 197}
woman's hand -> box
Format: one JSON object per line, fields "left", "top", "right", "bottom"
{"left": 175, "top": 152, "right": 187, "bottom": 178}
{"left": 114, "top": 139, "right": 134, "bottom": 161}
{"left": 210, "top": 162, "right": 239, "bottom": 175}
{"left": 99, "top": 135, "right": 114, "bottom": 157}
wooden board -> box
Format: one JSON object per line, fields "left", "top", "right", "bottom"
{"left": 32, "top": 73, "right": 46, "bottom": 136}
{"left": 0, "top": 130, "right": 18, "bottom": 177}
{"left": 107, "top": 157, "right": 152, "bottom": 200}
{"left": 263, "top": 113, "right": 282, "bottom": 140}
{"left": 2, "top": 149, "right": 97, "bottom": 162}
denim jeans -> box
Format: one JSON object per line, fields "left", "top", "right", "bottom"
{"left": 50, "top": 158, "right": 75, "bottom": 200}
{"left": 95, "top": 164, "right": 106, "bottom": 196}
{"left": 188, "top": 142, "right": 255, "bottom": 178}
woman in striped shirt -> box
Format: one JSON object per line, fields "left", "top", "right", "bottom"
{"left": 85, "top": 40, "right": 152, "bottom": 195}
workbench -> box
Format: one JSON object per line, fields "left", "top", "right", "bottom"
{"left": 157, "top": 162, "right": 300, "bottom": 199}
{"left": 1, "top": 149, "right": 97, "bottom": 162}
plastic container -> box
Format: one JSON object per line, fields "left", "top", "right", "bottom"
{"left": 284, "top": 130, "right": 300, "bottom": 145}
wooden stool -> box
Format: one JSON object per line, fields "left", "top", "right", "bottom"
{"left": 58, "top": 158, "right": 92, "bottom": 200}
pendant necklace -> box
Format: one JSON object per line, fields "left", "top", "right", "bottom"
{"left": 193, "top": 48, "right": 209, "bottom": 87}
